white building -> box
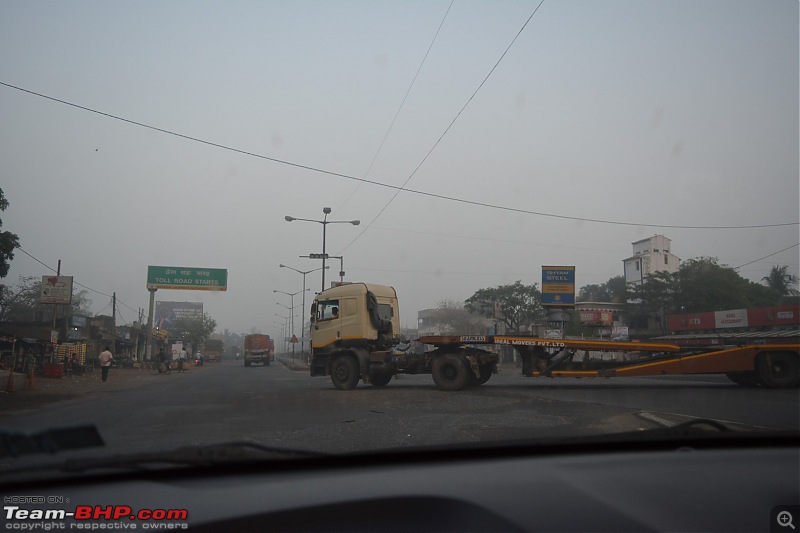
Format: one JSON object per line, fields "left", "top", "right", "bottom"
{"left": 623, "top": 235, "right": 680, "bottom": 286}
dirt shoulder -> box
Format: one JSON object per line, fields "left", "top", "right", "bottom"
{"left": 0, "top": 364, "right": 205, "bottom": 416}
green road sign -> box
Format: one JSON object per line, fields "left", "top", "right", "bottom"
{"left": 147, "top": 266, "right": 228, "bottom": 291}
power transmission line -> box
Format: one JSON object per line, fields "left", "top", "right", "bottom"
{"left": 341, "top": 0, "right": 548, "bottom": 252}
{"left": 338, "top": 0, "right": 455, "bottom": 212}
{"left": 733, "top": 243, "right": 800, "bottom": 270}
{"left": 1, "top": 80, "right": 796, "bottom": 230}
{"left": 14, "top": 246, "right": 141, "bottom": 316}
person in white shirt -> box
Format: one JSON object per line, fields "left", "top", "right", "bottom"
{"left": 98, "top": 346, "right": 114, "bottom": 382}
{"left": 178, "top": 348, "right": 188, "bottom": 372}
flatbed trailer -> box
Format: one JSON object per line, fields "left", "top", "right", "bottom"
{"left": 417, "top": 335, "right": 800, "bottom": 389}
{"left": 309, "top": 283, "right": 799, "bottom": 391}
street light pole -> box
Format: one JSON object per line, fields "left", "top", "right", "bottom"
{"left": 274, "top": 289, "right": 308, "bottom": 358}
{"left": 285, "top": 207, "right": 359, "bottom": 291}
{"left": 279, "top": 264, "right": 327, "bottom": 355}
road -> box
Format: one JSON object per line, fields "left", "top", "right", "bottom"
{"left": 2, "top": 358, "right": 798, "bottom": 456}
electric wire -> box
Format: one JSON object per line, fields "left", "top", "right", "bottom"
{"left": 1, "top": 81, "right": 795, "bottom": 231}
{"left": 733, "top": 243, "right": 800, "bottom": 270}
{"left": 338, "top": 0, "right": 455, "bottom": 212}
{"left": 14, "top": 246, "right": 141, "bottom": 320}
{"left": 340, "top": 0, "right": 548, "bottom": 253}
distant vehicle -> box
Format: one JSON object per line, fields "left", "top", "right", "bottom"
{"left": 203, "top": 339, "right": 224, "bottom": 362}
{"left": 194, "top": 352, "right": 204, "bottom": 366}
{"left": 243, "top": 334, "right": 273, "bottom": 367}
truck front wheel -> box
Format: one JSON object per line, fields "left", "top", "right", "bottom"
{"left": 432, "top": 353, "right": 470, "bottom": 391}
{"left": 330, "top": 355, "right": 360, "bottom": 390}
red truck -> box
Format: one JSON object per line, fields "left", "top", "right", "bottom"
{"left": 243, "top": 334, "right": 273, "bottom": 367}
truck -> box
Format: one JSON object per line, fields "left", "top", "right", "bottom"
{"left": 202, "top": 339, "right": 224, "bottom": 362}
{"left": 309, "top": 282, "right": 800, "bottom": 391}
{"left": 243, "top": 334, "right": 273, "bottom": 367}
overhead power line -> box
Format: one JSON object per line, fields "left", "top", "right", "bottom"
{"left": 14, "top": 246, "right": 141, "bottom": 318}
{"left": 342, "top": 0, "right": 547, "bottom": 252}
{"left": 733, "top": 243, "right": 800, "bottom": 270}
{"left": 338, "top": 0, "right": 455, "bottom": 212}
{"left": 1, "top": 80, "right": 797, "bottom": 230}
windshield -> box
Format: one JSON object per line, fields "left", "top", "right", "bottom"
{"left": 0, "top": 0, "right": 797, "bottom": 475}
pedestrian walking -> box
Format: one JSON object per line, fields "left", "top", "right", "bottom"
{"left": 158, "top": 348, "right": 169, "bottom": 373}
{"left": 98, "top": 346, "right": 114, "bottom": 382}
{"left": 178, "top": 347, "right": 188, "bottom": 373}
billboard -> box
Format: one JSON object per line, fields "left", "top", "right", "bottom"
{"left": 39, "top": 276, "right": 74, "bottom": 305}
{"left": 579, "top": 310, "right": 614, "bottom": 326}
{"left": 155, "top": 301, "right": 204, "bottom": 331}
{"left": 147, "top": 266, "right": 228, "bottom": 291}
{"left": 541, "top": 266, "right": 575, "bottom": 307}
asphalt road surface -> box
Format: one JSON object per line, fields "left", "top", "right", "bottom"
{"left": 2, "top": 358, "right": 798, "bottom": 457}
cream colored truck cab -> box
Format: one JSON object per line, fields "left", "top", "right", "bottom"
{"left": 309, "top": 283, "right": 401, "bottom": 390}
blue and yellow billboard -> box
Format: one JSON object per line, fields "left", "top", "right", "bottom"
{"left": 541, "top": 266, "right": 575, "bottom": 307}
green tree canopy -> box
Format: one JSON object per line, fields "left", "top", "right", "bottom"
{"left": 0, "top": 188, "right": 20, "bottom": 278}
{"left": 172, "top": 312, "right": 218, "bottom": 352}
{"left": 464, "top": 280, "right": 544, "bottom": 333}
{"left": 622, "top": 257, "right": 787, "bottom": 333}
{"left": 577, "top": 275, "right": 627, "bottom": 303}
{"left": 762, "top": 265, "right": 799, "bottom": 296}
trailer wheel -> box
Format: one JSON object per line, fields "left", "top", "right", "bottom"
{"left": 330, "top": 355, "right": 360, "bottom": 390}
{"left": 432, "top": 353, "right": 470, "bottom": 391}
{"left": 725, "top": 372, "right": 760, "bottom": 387}
{"left": 369, "top": 371, "right": 393, "bottom": 388}
{"left": 757, "top": 351, "right": 799, "bottom": 389}
{"left": 244, "top": 360, "right": 251, "bottom": 367}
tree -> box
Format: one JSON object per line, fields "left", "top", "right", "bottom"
{"left": 172, "top": 313, "right": 217, "bottom": 352}
{"left": 0, "top": 275, "right": 92, "bottom": 322}
{"left": 0, "top": 188, "right": 20, "bottom": 278}
{"left": 429, "top": 299, "right": 486, "bottom": 335}
{"left": 762, "top": 265, "right": 800, "bottom": 296}
{"left": 673, "top": 257, "right": 762, "bottom": 312}
{"left": 577, "top": 276, "right": 628, "bottom": 303}
{"left": 465, "top": 280, "right": 545, "bottom": 333}
{"left": 626, "top": 271, "right": 678, "bottom": 334}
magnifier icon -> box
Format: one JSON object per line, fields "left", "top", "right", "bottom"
{"left": 778, "top": 511, "right": 796, "bottom": 530}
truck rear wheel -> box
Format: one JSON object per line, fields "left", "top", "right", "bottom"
{"left": 757, "top": 351, "right": 799, "bottom": 388}
{"left": 432, "top": 353, "right": 470, "bottom": 391}
{"left": 330, "top": 355, "right": 360, "bottom": 390}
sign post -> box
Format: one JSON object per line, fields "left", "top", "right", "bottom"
{"left": 145, "top": 266, "right": 228, "bottom": 361}
{"left": 146, "top": 266, "right": 228, "bottom": 291}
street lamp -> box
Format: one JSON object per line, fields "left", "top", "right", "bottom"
{"left": 301, "top": 255, "right": 345, "bottom": 285}
{"left": 279, "top": 264, "right": 328, "bottom": 355}
{"left": 285, "top": 207, "right": 360, "bottom": 290}
{"left": 274, "top": 313, "right": 297, "bottom": 353}
{"left": 273, "top": 289, "right": 308, "bottom": 357}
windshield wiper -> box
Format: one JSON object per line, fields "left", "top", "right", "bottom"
{"left": 61, "top": 441, "right": 323, "bottom": 473}
{"left": 0, "top": 440, "right": 324, "bottom": 480}
{"left": 0, "top": 425, "right": 104, "bottom": 459}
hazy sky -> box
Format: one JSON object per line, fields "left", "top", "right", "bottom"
{"left": 1, "top": 0, "right": 798, "bottom": 336}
